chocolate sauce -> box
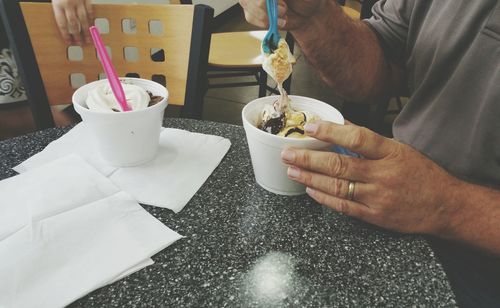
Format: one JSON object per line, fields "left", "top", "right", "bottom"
{"left": 259, "top": 114, "right": 286, "bottom": 135}
{"left": 147, "top": 91, "right": 164, "bottom": 107}
{"left": 284, "top": 127, "right": 305, "bottom": 137}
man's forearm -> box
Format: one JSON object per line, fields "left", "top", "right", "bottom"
{"left": 291, "top": 1, "right": 401, "bottom": 103}
{"left": 438, "top": 179, "right": 500, "bottom": 256}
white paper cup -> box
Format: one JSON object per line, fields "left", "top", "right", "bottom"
{"left": 242, "top": 95, "right": 344, "bottom": 195}
{"left": 72, "top": 78, "right": 168, "bottom": 167}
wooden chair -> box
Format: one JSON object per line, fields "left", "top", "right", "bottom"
{"left": 171, "top": 0, "right": 294, "bottom": 97}
{"left": 342, "top": 5, "right": 361, "bottom": 20}
{"left": 173, "top": 1, "right": 358, "bottom": 98}
{"left": 207, "top": 31, "right": 267, "bottom": 90}
{"left": 338, "top": 0, "right": 362, "bottom": 19}
{"left": 207, "top": 30, "right": 296, "bottom": 97}
{"left": 0, "top": 0, "right": 213, "bottom": 130}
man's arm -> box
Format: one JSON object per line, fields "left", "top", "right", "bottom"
{"left": 291, "top": 1, "right": 404, "bottom": 103}
{"left": 240, "top": 0, "right": 405, "bottom": 103}
{"left": 439, "top": 180, "right": 500, "bottom": 255}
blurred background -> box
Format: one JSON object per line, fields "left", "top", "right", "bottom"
{"left": 0, "top": 0, "right": 401, "bottom": 140}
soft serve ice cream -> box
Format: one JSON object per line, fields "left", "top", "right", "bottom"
{"left": 259, "top": 103, "right": 319, "bottom": 138}
{"left": 259, "top": 39, "right": 320, "bottom": 138}
{"left": 262, "top": 39, "right": 295, "bottom": 87}
{"left": 85, "top": 80, "right": 163, "bottom": 112}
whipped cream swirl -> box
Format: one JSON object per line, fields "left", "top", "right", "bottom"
{"left": 85, "top": 83, "right": 150, "bottom": 112}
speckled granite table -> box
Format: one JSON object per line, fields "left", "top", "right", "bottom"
{"left": 0, "top": 118, "right": 457, "bottom": 307}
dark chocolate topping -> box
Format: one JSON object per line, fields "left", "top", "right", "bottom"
{"left": 148, "top": 96, "right": 163, "bottom": 107}
{"left": 259, "top": 114, "right": 286, "bottom": 135}
{"left": 284, "top": 127, "right": 305, "bottom": 137}
{"left": 147, "top": 91, "right": 164, "bottom": 107}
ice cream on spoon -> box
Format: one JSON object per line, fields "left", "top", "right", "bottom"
{"left": 262, "top": 38, "right": 295, "bottom": 112}
{"left": 259, "top": 38, "right": 319, "bottom": 138}
{"left": 258, "top": 0, "right": 320, "bottom": 138}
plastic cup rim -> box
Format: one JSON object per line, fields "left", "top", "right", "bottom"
{"left": 72, "top": 78, "right": 168, "bottom": 116}
{"left": 242, "top": 94, "right": 344, "bottom": 143}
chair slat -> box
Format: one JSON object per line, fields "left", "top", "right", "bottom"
{"left": 20, "top": 3, "right": 195, "bottom": 106}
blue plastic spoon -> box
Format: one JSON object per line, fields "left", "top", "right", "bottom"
{"left": 262, "top": 0, "right": 281, "bottom": 54}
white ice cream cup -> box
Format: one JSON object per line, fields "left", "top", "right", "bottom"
{"left": 242, "top": 95, "right": 344, "bottom": 195}
{"left": 72, "top": 78, "right": 168, "bottom": 167}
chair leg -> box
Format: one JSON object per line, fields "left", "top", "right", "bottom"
{"left": 283, "top": 75, "right": 292, "bottom": 94}
{"left": 396, "top": 96, "right": 403, "bottom": 111}
{"left": 181, "top": 4, "right": 214, "bottom": 119}
{"left": 258, "top": 69, "right": 268, "bottom": 98}
{"left": 342, "top": 101, "right": 371, "bottom": 127}
{"left": 284, "top": 32, "right": 294, "bottom": 94}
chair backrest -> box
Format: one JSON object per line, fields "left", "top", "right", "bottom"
{"left": 361, "top": 0, "right": 378, "bottom": 19}
{"left": 0, "top": 0, "right": 213, "bottom": 128}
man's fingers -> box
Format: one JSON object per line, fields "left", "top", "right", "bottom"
{"left": 287, "top": 167, "right": 371, "bottom": 203}
{"left": 277, "top": 3, "right": 286, "bottom": 17}
{"left": 277, "top": 2, "right": 287, "bottom": 28}
{"left": 306, "top": 187, "right": 371, "bottom": 220}
{"left": 240, "top": 0, "right": 268, "bottom": 28}
{"left": 240, "top": 0, "right": 288, "bottom": 29}
{"left": 76, "top": 5, "right": 91, "bottom": 43}
{"left": 53, "top": 8, "right": 72, "bottom": 44}
{"left": 84, "top": 0, "right": 94, "bottom": 20}
{"left": 65, "top": 8, "right": 82, "bottom": 45}
{"left": 305, "top": 121, "right": 395, "bottom": 159}
{"left": 242, "top": 8, "right": 269, "bottom": 28}
{"left": 281, "top": 148, "right": 369, "bottom": 182}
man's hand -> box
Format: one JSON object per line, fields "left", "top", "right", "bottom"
{"left": 52, "top": 0, "right": 93, "bottom": 45}
{"left": 239, "top": 0, "right": 327, "bottom": 30}
{"left": 281, "top": 121, "right": 462, "bottom": 235}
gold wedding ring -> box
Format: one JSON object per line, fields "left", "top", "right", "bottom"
{"left": 347, "top": 181, "right": 355, "bottom": 201}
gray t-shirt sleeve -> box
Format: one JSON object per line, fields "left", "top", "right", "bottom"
{"left": 364, "top": 0, "right": 415, "bottom": 63}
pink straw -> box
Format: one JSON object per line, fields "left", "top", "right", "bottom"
{"left": 89, "top": 26, "right": 131, "bottom": 112}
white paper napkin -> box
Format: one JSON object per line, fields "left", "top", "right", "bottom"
{"left": 109, "top": 128, "right": 231, "bottom": 212}
{"left": 0, "top": 155, "right": 182, "bottom": 308}
{"left": 13, "top": 124, "right": 116, "bottom": 176}
{"left": 14, "top": 123, "right": 231, "bottom": 213}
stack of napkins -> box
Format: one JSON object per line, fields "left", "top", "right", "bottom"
{"left": 15, "top": 123, "right": 232, "bottom": 213}
{"left": 0, "top": 155, "right": 182, "bottom": 308}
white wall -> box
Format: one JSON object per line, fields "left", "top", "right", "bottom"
{"left": 94, "top": 0, "right": 239, "bottom": 16}
{"left": 191, "top": 0, "right": 238, "bottom": 16}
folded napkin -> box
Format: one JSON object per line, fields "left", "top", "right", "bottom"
{"left": 14, "top": 123, "right": 231, "bottom": 213}
{"left": 1, "top": 155, "right": 182, "bottom": 308}
{"left": 13, "top": 124, "right": 116, "bottom": 176}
